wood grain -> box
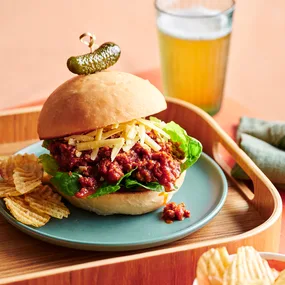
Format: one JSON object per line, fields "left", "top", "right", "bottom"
{"left": 0, "top": 107, "right": 41, "bottom": 144}
{"left": 0, "top": 99, "right": 282, "bottom": 285}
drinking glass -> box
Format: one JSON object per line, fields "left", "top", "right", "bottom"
{"left": 155, "top": 0, "right": 235, "bottom": 115}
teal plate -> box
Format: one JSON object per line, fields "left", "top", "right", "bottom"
{"left": 0, "top": 142, "right": 228, "bottom": 251}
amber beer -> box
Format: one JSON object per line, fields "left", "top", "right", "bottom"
{"left": 156, "top": 6, "right": 233, "bottom": 115}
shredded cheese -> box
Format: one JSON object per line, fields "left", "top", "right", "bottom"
{"left": 144, "top": 133, "right": 161, "bottom": 151}
{"left": 139, "top": 124, "right": 146, "bottom": 145}
{"left": 95, "top": 128, "right": 103, "bottom": 140}
{"left": 77, "top": 138, "right": 125, "bottom": 151}
{"left": 111, "top": 123, "right": 119, "bottom": 129}
{"left": 101, "top": 127, "right": 124, "bottom": 140}
{"left": 90, "top": 148, "right": 99, "bottom": 161}
{"left": 126, "top": 124, "right": 136, "bottom": 139}
{"left": 122, "top": 136, "right": 140, "bottom": 152}
{"left": 68, "top": 138, "right": 76, "bottom": 146}
{"left": 159, "top": 192, "right": 169, "bottom": 205}
{"left": 73, "top": 117, "right": 168, "bottom": 160}
{"left": 137, "top": 118, "right": 170, "bottom": 139}
{"left": 86, "top": 130, "right": 97, "bottom": 136}
{"left": 111, "top": 139, "right": 124, "bottom": 161}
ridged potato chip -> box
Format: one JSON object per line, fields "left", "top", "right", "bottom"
{"left": 197, "top": 247, "right": 230, "bottom": 285}
{"left": 274, "top": 269, "right": 285, "bottom": 285}
{"left": 13, "top": 169, "right": 42, "bottom": 194}
{"left": 223, "top": 246, "right": 277, "bottom": 285}
{"left": 36, "top": 185, "right": 62, "bottom": 202}
{"left": 208, "top": 247, "right": 231, "bottom": 285}
{"left": 197, "top": 248, "right": 216, "bottom": 285}
{"left": 0, "top": 156, "right": 15, "bottom": 185}
{"left": 25, "top": 186, "right": 69, "bottom": 219}
{"left": 13, "top": 154, "right": 43, "bottom": 194}
{"left": 1, "top": 155, "right": 71, "bottom": 227}
{"left": 15, "top": 154, "right": 42, "bottom": 178}
{"left": 246, "top": 281, "right": 271, "bottom": 285}
{"left": 272, "top": 269, "right": 280, "bottom": 281}
{"left": 4, "top": 196, "right": 50, "bottom": 227}
{"left": 13, "top": 154, "right": 38, "bottom": 169}
{"left": 0, "top": 182, "right": 21, "bottom": 197}
{"left": 0, "top": 154, "right": 43, "bottom": 192}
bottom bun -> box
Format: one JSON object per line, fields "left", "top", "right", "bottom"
{"left": 61, "top": 171, "right": 186, "bottom": 216}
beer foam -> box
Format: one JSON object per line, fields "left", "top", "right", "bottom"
{"left": 157, "top": 6, "right": 232, "bottom": 40}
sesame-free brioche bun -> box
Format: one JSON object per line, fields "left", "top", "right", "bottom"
{"left": 60, "top": 171, "right": 185, "bottom": 216}
{"left": 38, "top": 71, "right": 167, "bottom": 139}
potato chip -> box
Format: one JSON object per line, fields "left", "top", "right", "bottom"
{"left": 246, "top": 281, "right": 271, "bottom": 285}
{"left": 271, "top": 269, "right": 280, "bottom": 281}
{"left": 223, "top": 246, "right": 276, "bottom": 285}
{"left": 13, "top": 169, "right": 42, "bottom": 194}
{"left": 196, "top": 247, "right": 231, "bottom": 285}
{"left": 0, "top": 155, "right": 71, "bottom": 227}
{"left": 208, "top": 247, "right": 231, "bottom": 285}
{"left": 25, "top": 186, "right": 69, "bottom": 219}
{"left": 13, "top": 154, "right": 38, "bottom": 169}
{"left": 0, "top": 154, "right": 42, "bottom": 185}
{"left": 274, "top": 269, "right": 285, "bottom": 285}
{"left": 0, "top": 182, "right": 21, "bottom": 197}
{"left": 11, "top": 154, "right": 43, "bottom": 194}
{"left": 4, "top": 196, "right": 50, "bottom": 227}
{"left": 197, "top": 248, "right": 218, "bottom": 285}
{"left": 0, "top": 157, "right": 15, "bottom": 185}
{"left": 35, "top": 185, "right": 62, "bottom": 202}
{"left": 14, "top": 154, "right": 42, "bottom": 179}
{"left": 25, "top": 196, "right": 69, "bottom": 219}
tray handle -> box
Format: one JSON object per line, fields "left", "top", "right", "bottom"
{"left": 210, "top": 118, "right": 278, "bottom": 220}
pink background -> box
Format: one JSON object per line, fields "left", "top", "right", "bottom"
{"left": 0, "top": 0, "right": 285, "bottom": 116}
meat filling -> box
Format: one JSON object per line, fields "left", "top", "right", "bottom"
{"left": 48, "top": 132, "right": 184, "bottom": 196}
{"left": 162, "top": 202, "right": 191, "bottom": 223}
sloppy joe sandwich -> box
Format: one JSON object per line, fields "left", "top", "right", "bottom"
{"left": 37, "top": 71, "right": 202, "bottom": 215}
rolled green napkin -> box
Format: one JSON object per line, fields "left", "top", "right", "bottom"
{"left": 231, "top": 117, "right": 285, "bottom": 186}
{"left": 236, "top": 117, "right": 285, "bottom": 148}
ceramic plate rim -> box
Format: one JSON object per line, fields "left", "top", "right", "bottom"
{"left": 0, "top": 141, "right": 228, "bottom": 249}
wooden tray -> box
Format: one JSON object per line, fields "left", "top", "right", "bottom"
{"left": 0, "top": 98, "right": 282, "bottom": 285}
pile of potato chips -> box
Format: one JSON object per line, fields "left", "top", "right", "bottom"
{"left": 0, "top": 154, "right": 69, "bottom": 227}
{"left": 196, "top": 246, "right": 285, "bottom": 285}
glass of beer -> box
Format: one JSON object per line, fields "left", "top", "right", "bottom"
{"left": 155, "top": 0, "right": 235, "bottom": 115}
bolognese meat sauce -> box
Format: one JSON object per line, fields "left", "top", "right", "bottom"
{"left": 162, "top": 202, "right": 191, "bottom": 223}
{"left": 48, "top": 131, "right": 184, "bottom": 195}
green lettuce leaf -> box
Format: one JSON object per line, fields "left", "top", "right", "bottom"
{"left": 88, "top": 183, "right": 120, "bottom": 198}
{"left": 39, "top": 154, "right": 80, "bottom": 196}
{"left": 163, "top": 121, "right": 202, "bottom": 172}
{"left": 124, "top": 179, "right": 165, "bottom": 192}
{"left": 50, "top": 172, "right": 81, "bottom": 196}
{"left": 38, "top": 154, "right": 59, "bottom": 176}
{"left": 88, "top": 167, "right": 166, "bottom": 197}
{"left": 149, "top": 116, "right": 162, "bottom": 123}
{"left": 88, "top": 168, "right": 137, "bottom": 198}
{"left": 117, "top": 168, "right": 137, "bottom": 184}
{"left": 42, "top": 140, "right": 52, "bottom": 149}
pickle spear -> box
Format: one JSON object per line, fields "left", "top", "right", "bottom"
{"left": 67, "top": 42, "right": 121, "bottom": 75}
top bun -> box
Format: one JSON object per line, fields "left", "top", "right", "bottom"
{"left": 38, "top": 71, "right": 167, "bottom": 139}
